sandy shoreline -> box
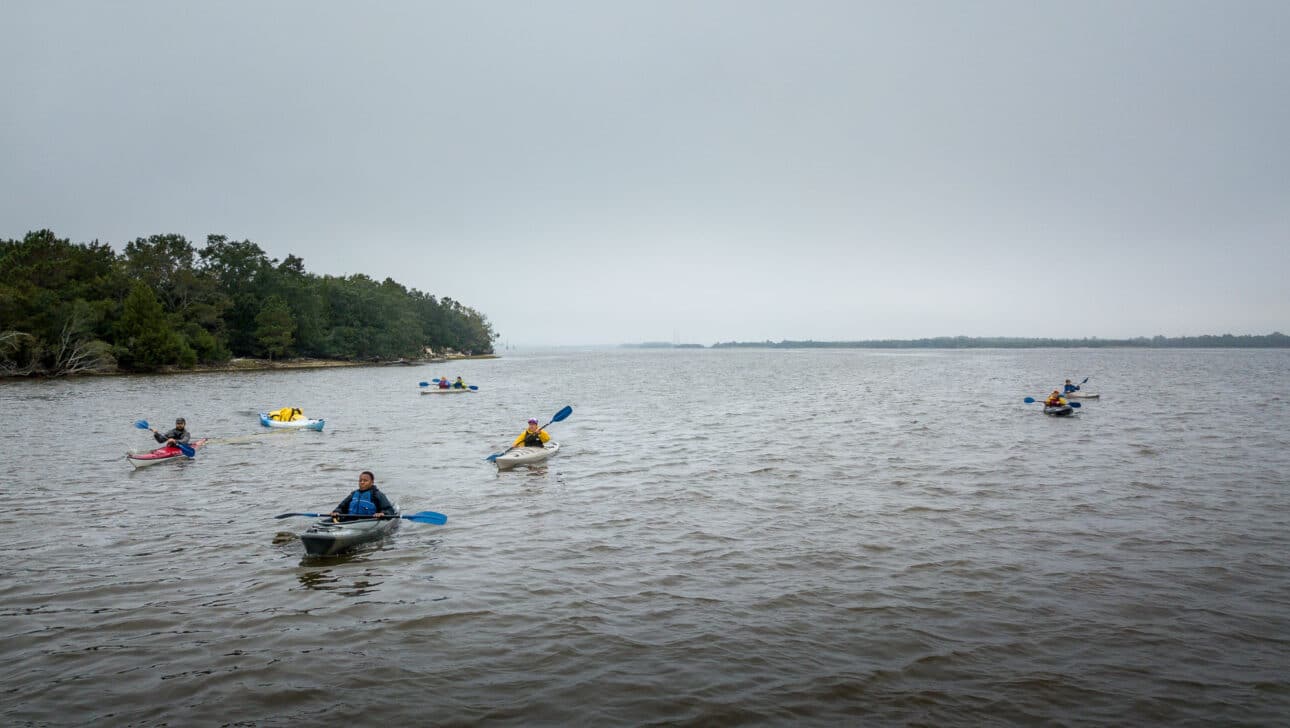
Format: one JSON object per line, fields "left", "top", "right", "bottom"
{"left": 2, "top": 354, "right": 500, "bottom": 381}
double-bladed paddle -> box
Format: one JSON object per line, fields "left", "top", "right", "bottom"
{"left": 273, "top": 510, "right": 448, "bottom": 525}
{"left": 134, "top": 419, "right": 196, "bottom": 457}
{"left": 485, "top": 405, "right": 573, "bottom": 462}
{"left": 1023, "top": 397, "right": 1081, "bottom": 408}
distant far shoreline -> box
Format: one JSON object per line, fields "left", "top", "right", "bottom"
{"left": 625, "top": 333, "right": 1289, "bottom": 349}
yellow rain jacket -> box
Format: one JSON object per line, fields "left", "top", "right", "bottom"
{"left": 513, "top": 428, "right": 551, "bottom": 448}
{"left": 270, "top": 407, "right": 304, "bottom": 421}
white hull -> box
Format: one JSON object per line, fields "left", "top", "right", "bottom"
{"left": 495, "top": 442, "right": 560, "bottom": 470}
{"left": 259, "top": 413, "right": 325, "bottom": 430}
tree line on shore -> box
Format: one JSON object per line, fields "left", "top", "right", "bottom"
{"left": 711, "top": 334, "right": 1290, "bottom": 349}
{"left": 1, "top": 230, "right": 497, "bottom": 376}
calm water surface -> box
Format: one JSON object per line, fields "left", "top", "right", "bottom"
{"left": 2, "top": 348, "right": 1288, "bottom": 726}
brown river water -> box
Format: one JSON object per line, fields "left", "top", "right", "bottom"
{"left": 1, "top": 348, "right": 1287, "bottom": 726}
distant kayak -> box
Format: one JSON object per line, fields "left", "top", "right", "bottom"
{"left": 495, "top": 442, "right": 560, "bottom": 470}
{"left": 259, "top": 413, "right": 325, "bottom": 430}
{"left": 126, "top": 438, "right": 209, "bottom": 468}
{"left": 1043, "top": 405, "right": 1076, "bottom": 417}
{"left": 1066, "top": 392, "right": 1099, "bottom": 400}
{"left": 299, "top": 505, "right": 401, "bottom": 556}
{"left": 421, "top": 388, "right": 474, "bottom": 395}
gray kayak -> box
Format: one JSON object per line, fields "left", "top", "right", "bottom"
{"left": 300, "top": 505, "right": 401, "bottom": 556}
{"left": 1043, "top": 405, "right": 1075, "bottom": 417}
{"left": 495, "top": 442, "right": 560, "bottom": 470}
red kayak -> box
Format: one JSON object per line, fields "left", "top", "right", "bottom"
{"left": 125, "top": 438, "right": 208, "bottom": 468}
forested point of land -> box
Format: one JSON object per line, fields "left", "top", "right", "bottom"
{"left": 711, "top": 334, "right": 1290, "bottom": 349}
{"left": 1, "top": 230, "right": 497, "bottom": 376}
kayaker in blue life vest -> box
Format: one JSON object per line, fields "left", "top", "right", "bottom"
{"left": 330, "top": 471, "right": 394, "bottom": 522}
{"left": 1063, "top": 379, "right": 1080, "bottom": 394}
{"left": 151, "top": 418, "right": 191, "bottom": 448}
{"left": 452, "top": 376, "right": 466, "bottom": 389}
{"left": 513, "top": 418, "right": 551, "bottom": 449}
{"left": 438, "top": 376, "right": 450, "bottom": 389}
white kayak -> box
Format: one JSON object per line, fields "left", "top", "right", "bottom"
{"left": 495, "top": 442, "right": 560, "bottom": 470}
{"left": 259, "top": 413, "right": 325, "bottom": 430}
{"left": 1066, "top": 392, "right": 1099, "bottom": 399}
{"left": 421, "top": 388, "right": 474, "bottom": 395}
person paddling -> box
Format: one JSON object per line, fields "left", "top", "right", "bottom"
{"left": 437, "top": 376, "right": 450, "bottom": 389}
{"left": 453, "top": 376, "right": 467, "bottom": 389}
{"left": 151, "top": 418, "right": 191, "bottom": 448}
{"left": 330, "top": 471, "right": 394, "bottom": 522}
{"left": 513, "top": 417, "right": 551, "bottom": 449}
{"left": 1045, "top": 390, "right": 1067, "bottom": 407}
{"left": 1063, "top": 379, "right": 1080, "bottom": 395}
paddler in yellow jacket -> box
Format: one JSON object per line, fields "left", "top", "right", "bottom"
{"left": 513, "top": 418, "right": 551, "bottom": 449}
{"left": 1044, "top": 390, "right": 1067, "bottom": 407}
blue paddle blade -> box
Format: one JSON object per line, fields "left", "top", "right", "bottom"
{"left": 468, "top": 385, "right": 478, "bottom": 390}
{"left": 176, "top": 441, "right": 196, "bottom": 457}
{"left": 418, "top": 381, "right": 429, "bottom": 387}
{"left": 405, "top": 511, "right": 447, "bottom": 525}
{"left": 432, "top": 378, "right": 441, "bottom": 383}
{"left": 1069, "top": 401, "right": 1082, "bottom": 408}
{"left": 550, "top": 405, "right": 573, "bottom": 423}
{"left": 1023, "top": 397, "right": 1037, "bottom": 404}
{"left": 134, "top": 419, "right": 150, "bottom": 429}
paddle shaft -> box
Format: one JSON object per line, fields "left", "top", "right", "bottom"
{"left": 274, "top": 511, "right": 447, "bottom": 525}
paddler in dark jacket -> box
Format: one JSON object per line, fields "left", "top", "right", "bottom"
{"left": 152, "top": 418, "right": 191, "bottom": 448}
{"left": 330, "top": 471, "right": 394, "bottom": 522}
{"left": 512, "top": 418, "right": 551, "bottom": 449}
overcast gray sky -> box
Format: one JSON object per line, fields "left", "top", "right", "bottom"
{"left": 3, "top": 1, "right": 1287, "bottom": 345}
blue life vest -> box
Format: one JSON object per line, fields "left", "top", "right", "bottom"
{"left": 348, "top": 489, "right": 377, "bottom": 516}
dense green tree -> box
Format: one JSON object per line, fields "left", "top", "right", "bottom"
{"left": 113, "top": 281, "right": 194, "bottom": 371}
{"left": 3, "top": 229, "right": 498, "bottom": 376}
{"left": 254, "top": 295, "right": 295, "bottom": 360}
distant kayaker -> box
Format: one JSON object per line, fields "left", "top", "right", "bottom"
{"left": 438, "top": 376, "right": 450, "bottom": 389}
{"left": 1045, "top": 391, "right": 1067, "bottom": 407}
{"left": 1063, "top": 379, "right": 1080, "bottom": 394}
{"left": 452, "top": 376, "right": 466, "bottom": 389}
{"left": 513, "top": 418, "right": 551, "bottom": 449}
{"left": 330, "top": 471, "right": 394, "bottom": 522}
{"left": 151, "top": 418, "right": 191, "bottom": 448}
